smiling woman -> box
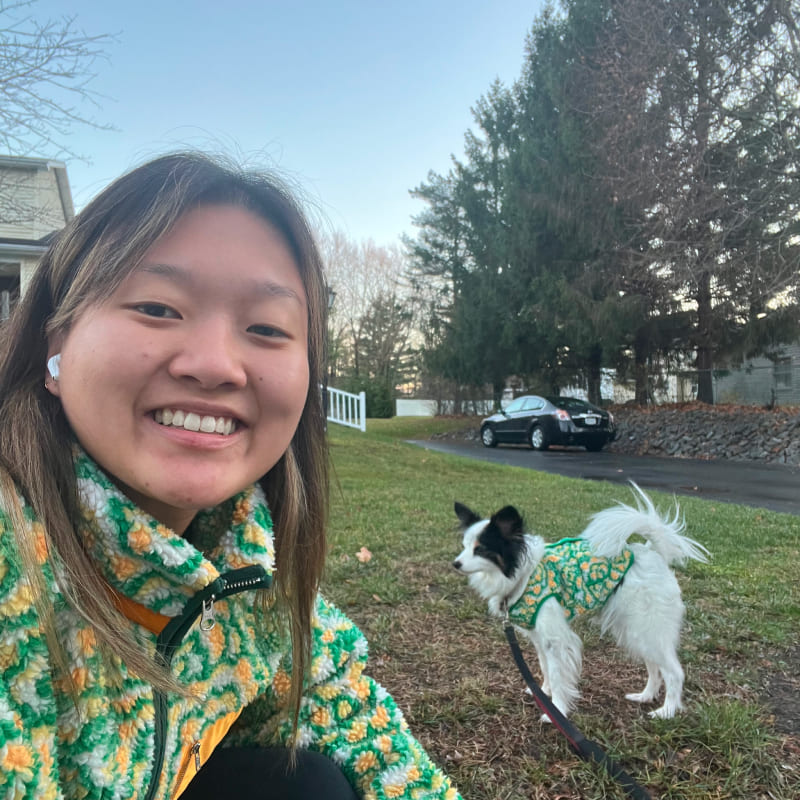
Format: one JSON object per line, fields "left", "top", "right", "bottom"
{"left": 0, "top": 153, "right": 462, "bottom": 800}
{"left": 46, "top": 204, "right": 310, "bottom": 533}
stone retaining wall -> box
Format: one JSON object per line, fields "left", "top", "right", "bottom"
{"left": 606, "top": 404, "right": 800, "bottom": 466}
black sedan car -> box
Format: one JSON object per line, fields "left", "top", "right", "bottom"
{"left": 480, "top": 395, "right": 617, "bottom": 451}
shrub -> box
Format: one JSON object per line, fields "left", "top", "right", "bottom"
{"left": 336, "top": 376, "right": 394, "bottom": 418}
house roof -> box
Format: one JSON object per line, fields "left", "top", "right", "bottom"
{"left": 0, "top": 233, "right": 58, "bottom": 272}
{"left": 0, "top": 154, "right": 75, "bottom": 225}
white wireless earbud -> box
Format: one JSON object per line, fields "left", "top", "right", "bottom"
{"left": 47, "top": 354, "right": 61, "bottom": 381}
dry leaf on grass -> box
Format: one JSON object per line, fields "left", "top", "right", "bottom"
{"left": 356, "top": 546, "right": 373, "bottom": 563}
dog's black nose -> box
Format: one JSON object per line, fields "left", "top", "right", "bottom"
{"left": 452, "top": 560, "right": 461, "bottom": 571}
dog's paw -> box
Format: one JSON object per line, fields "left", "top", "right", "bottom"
{"left": 522, "top": 689, "right": 538, "bottom": 708}
{"left": 625, "top": 691, "right": 655, "bottom": 704}
{"left": 648, "top": 704, "right": 681, "bottom": 719}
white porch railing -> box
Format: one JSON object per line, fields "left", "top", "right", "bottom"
{"left": 325, "top": 386, "right": 366, "bottom": 432}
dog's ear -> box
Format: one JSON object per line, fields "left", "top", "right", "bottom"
{"left": 491, "top": 506, "right": 525, "bottom": 540}
{"left": 454, "top": 502, "right": 481, "bottom": 528}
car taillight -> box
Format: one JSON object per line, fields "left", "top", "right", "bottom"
{"left": 554, "top": 409, "right": 570, "bottom": 421}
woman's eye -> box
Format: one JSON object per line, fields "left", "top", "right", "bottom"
{"left": 134, "top": 303, "right": 180, "bottom": 319}
{"left": 247, "top": 324, "right": 287, "bottom": 338}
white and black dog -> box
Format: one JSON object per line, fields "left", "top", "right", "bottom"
{"left": 453, "top": 485, "right": 709, "bottom": 719}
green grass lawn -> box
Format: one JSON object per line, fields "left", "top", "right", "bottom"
{"left": 324, "top": 418, "right": 800, "bottom": 800}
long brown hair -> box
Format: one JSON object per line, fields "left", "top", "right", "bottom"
{"left": 0, "top": 152, "right": 329, "bottom": 723}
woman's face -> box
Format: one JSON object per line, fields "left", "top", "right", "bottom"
{"left": 48, "top": 204, "right": 310, "bottom": 534}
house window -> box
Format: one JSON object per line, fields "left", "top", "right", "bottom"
{"left": 1, "top": 274, "right": 20, "bottom": 321}
{"left": 774, "top": 358, "right": 791, "bottom": 388}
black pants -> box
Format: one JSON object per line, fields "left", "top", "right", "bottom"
{"left": 179, "top": 746, "right": 359, "bottom": 799}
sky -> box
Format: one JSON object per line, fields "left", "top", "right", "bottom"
{"left": 29, "top": 0, "right": 545, "bottom": 245}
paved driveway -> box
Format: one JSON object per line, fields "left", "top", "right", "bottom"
{"left": 409, "top": 439, "right": 799, "bottom": 516}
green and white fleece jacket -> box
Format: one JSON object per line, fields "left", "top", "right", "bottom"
{"left": 0, "top": 452, "right": 461, "bottom": 800}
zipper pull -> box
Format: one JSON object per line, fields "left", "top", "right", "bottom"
{"left": 199, "top": 597, "right": 216, "bottom": 631}
{"left": 191, "top": 741, "right": 201, "bottom": 772}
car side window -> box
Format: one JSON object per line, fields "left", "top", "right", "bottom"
{"left": 523, "top": 398, "right": 544, "bottom": 411}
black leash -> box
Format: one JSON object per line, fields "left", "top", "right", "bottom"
{"left": 503, "top": 622, "right": 652, "bottom": 800}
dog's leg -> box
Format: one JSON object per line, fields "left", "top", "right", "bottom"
{"left": 529, "top": 637, "right": 551, "bottom": 696}
{"left": 650, "top": 650, "right": 685, "bottom": 719}
{"left": 601, "top": 551, "right": 688, "bottom": 717}
{"left": 522, "top": 636, "right": 551, "bottom": 702}
{"left": 626, "top": 661, "right": 663, "bottom": 705}
{"left": 515, "top": 625, "right": 552, "bottom": 697}
{"left": 531, "top": 601, "right": 583, "bottom": 720}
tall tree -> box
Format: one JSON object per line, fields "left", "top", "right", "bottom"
{"left": 409, "top": 0, "right": 800, "bottom": 408}
{"left": 572, "top": 0, "right": 800, "bottom": 402}
{"left": 510, "top": 5, "right": 605, "bottom": 395}
{"left": 357, "top": 290, "right": 415, "bottom": 389}
{"left": 405, "top": 169, "right": 470, "bottom": 331}
{"left": 509, "top": 0, "right": 697, "bottom": 403}
{"left": 408, "top": 83, "right": 523, "bottom": 406}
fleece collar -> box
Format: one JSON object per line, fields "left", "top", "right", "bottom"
{"left": 74, "top": 449, "right": 275, "bottom": 616}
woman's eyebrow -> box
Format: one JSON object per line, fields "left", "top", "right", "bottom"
{"left": 137, "top": 262, "right": 304, "bottom": 304}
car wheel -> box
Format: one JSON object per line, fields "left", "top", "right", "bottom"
{"left": 480, "top": 425, "right": 498, "bottom": 448}
{"left": 585, "top": 440, "right": 605, "bottom": 452}
{"left": 529, "top": 425, "right": 549, "bottom": 451}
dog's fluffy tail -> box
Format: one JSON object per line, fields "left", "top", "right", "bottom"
{"left": 581, "top": 482, "right": 710, "bottom": 566}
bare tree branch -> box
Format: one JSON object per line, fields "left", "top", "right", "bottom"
{"left": 0, "top": 0, "right": 116, "bottom": 160}
{"left": 317, "top": 230, "right": 417, "bottom": 383}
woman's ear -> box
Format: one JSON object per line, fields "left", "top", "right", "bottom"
{"left": 45, "top": 349, "right": 62, "bottom": 397}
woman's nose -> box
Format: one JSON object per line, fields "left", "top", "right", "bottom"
{"left": 168, "top": 317, "right": 248, "bottom": 389}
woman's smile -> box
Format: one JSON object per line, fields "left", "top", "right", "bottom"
{"left": 152, "top": 407, "right": 240, "bottom": 435}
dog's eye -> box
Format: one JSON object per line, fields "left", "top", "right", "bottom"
{"left": 474, "top": 545, "right": 489, "bottom": 558}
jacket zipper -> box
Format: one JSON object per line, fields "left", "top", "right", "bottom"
{"left": 143, "top": 565, "right": 272, "bottom": 800}
{"left": 170, "top": 741, "right": 201, "bottom": 800}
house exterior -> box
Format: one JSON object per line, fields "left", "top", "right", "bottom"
{"left": 564, "top": 361, "right": 799, "bottom": 407}
{"left": 0, "top": 155, "right": 74, "bottom": 319}
{"left": 713, "top": 346, "right": 800, "bottom": 406}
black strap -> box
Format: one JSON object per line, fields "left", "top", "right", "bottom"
{"left": 504, "top": 623, "right": 652, "bottom": 800}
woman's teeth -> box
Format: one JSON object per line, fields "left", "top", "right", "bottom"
{"left": 153, "top": 409, "right": 236, "bottom": 435}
